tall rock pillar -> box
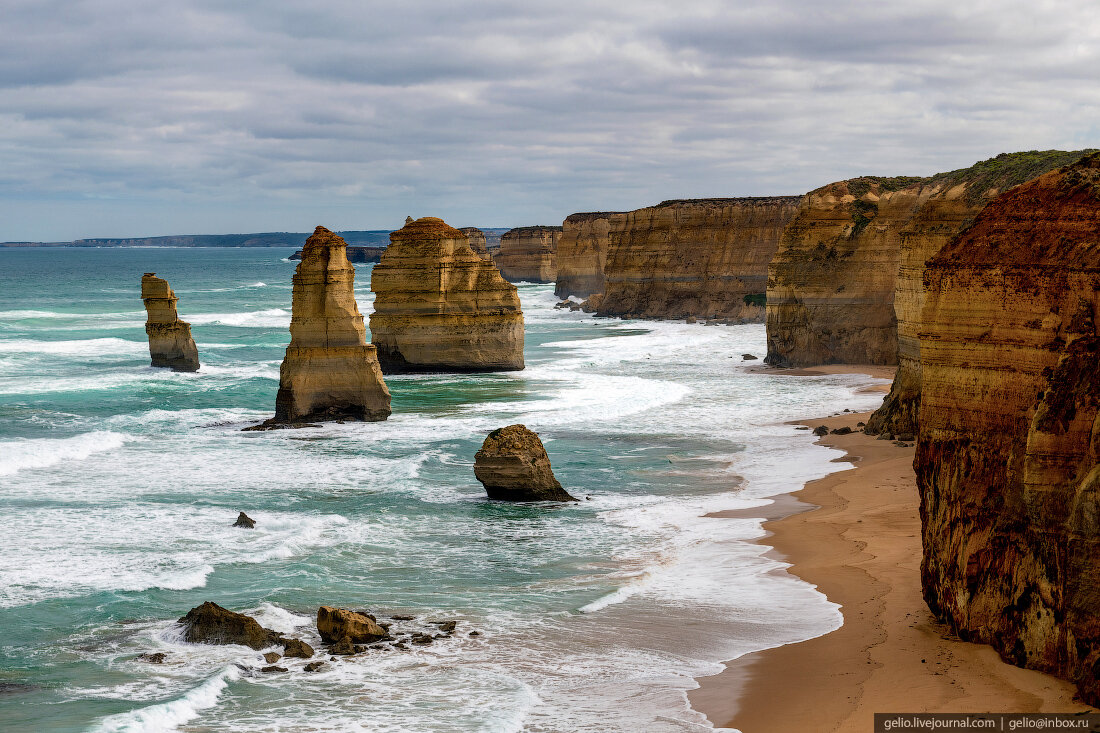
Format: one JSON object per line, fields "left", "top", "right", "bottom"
{"left": 141, "top": 273, "right": 200, "bottom": 372}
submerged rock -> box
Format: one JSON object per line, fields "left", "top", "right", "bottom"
{"left": 232, "top": 512, "right": 256, "bottom": 529}
{"left": 135, "top": 652, "right": 167, "bottom": 664}
{"left": 140, "top": 273, "right": 199, "bottom": 372}
{"left": 177, "top": 602, "right": 281, "bottom": 650}
{"left": 316, "top": 606, "right": 387, "bottom": 645}
{"left": 369, "top": 216, "right": 525, "bottom": 373}
{"left": 281, "top": 638, "right": 314, "bottom": 659}
{"left": 474, "top": 424, "right": 577, "bottom": 502}
{"left": 256, "top": 226, "right": 391, "bottom": 426}
{"left": 263, "top": 652, "right": 281, "bottom": 664}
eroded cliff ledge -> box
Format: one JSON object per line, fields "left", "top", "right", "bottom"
{"left": 554, "top": 212, "right": 621, "bottom": 299}
{"left": 369, "top": 217, "right": 524, "bottom": 373}
{"left": 594, "top": 197, "right": 801, "bottom": 321}
{"left": 141, "top": 273, "right": 199, "bottom": 372}
{"left": 495, "top": 226, "right": 560, "bottom": 283}
{"left": 916, "top": 152, "right": 1100, "bottom": 704}
{"left": 262, "top": 226, "right": 390, "bottom": 425}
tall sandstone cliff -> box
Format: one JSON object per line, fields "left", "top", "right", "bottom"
{"left": 141, "top": 273, "right": 199, "bottom": 372}
{"left": 369, "top": 217, "right": 524, "bottom": 373}
{"left": 916, "top": 153, "right": 1100, "bottom": 704}
{"left": 495, "top": 226, "right": 560, "bottom": 283}
{"left": 554, "top": 212, "right": 620, "bottom": 299}
{"left": 267, "top": 226, "right": 390, "bottom": 424}
{"left": 458, "top": 227, "right": 491, "bottom": 261}
{"left": 596, "top": 197, "right": 801, "bottom": 321}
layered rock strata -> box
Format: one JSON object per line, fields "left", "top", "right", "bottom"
{"left": 369, "top": 217, "right": 524, "bottom": 373}
{"left": 458, "top": 227, "right": 491, "bottom": 260}
{"left": 495, "top": 226, "right": 560, "bottom": 282}
{"left": 141, "top": 273, "right": 200, "bottom": 371}
{"left": 264, "top": 226, "right": 391, "bottom": 425}
{"left": 554, "top": 212, "right": 620, "bottom": 299}
{"left": 290, "top": 246, "right": 386, "bottom": 263}
{"left": 866, "top": 150, "right": 1095, "bottom": 434}
{"left": 474, "top": 424, "right": 577, "bottom": 501}
{"left": 595, "top": 197, "right": 801, "bottom": 321}
{"left": 916, "top": 152, "right": 1100, "bottom": 704}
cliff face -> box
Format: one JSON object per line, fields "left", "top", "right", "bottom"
{"left": 495, "top": 226, "right": 560, "bottom": 282}
{"left": 290, "top": 246, "right": 386, "bottom": 263}
{"left": 141, "top": 273, "right": 199, "bottom": 372}
{"left": 554, "top": 212, "right": 620, "bottom": 299}
{"left": 369, "top": 217, "right": 524, "bottom": 373}
{"left": 868, "top": 150, "right": 1096, "bottom": 434}
{"left": 916, "top": 153, "right": 1100, "bottom": 704}
{"left": 458, "top": 227, "right": 491, "bottom": 260}
{"left": 596, "top": 197, "right": 801, "bottom": 321}
{"left": 269, "top": 226, "right": 390, "bottom": 424}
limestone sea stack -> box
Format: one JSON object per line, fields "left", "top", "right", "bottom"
{"left": 916, "top": 152, "right": 1100, "bottom": 704}
{"left": 765, "top": 150, "right": 1091, "bottom": 371}
{"left": 458, "top": 227, "right": 491, "bottom": 260}
{"left": 473, "top": 424, "right": 577, "bottom": 501}
{"left": 554, "top": 212, "right": 620, "bottom": 299}
{"left": 495, "top": 226, "right": 561, "bottom": 282}
{"left": 595, "top": 197, "right": 801, "bottom": 321}
{"left": 140, "top": 273, "right": 199, "bottom": 372}
{"left": 369, "top": 217, "right": 524, "bottom": 373}
{"left": 265, "top": 226, "right": 390, "bottom": 425}
{"left": 866, "top": 150, "right": 1094, "bottom": 434}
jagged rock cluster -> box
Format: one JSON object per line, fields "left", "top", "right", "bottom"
{"left": 459, "top": 227, "right": 491, "bottom": 260}
{"left": 916, "top": 153, "right": 1100, "bottom": 704}
{"left": 474, "top": 424, "right": 577, "bottom": 501}
{"left": 369, "top": 217, "right": 524, "bottom": 373}
{"left": 260, "top": 226, "right": 391, "bottom": 426}
{"left": 594, "top": 197, "right": 801, "bottom": 321}
{"left": 141, "top": 273, "right": 200, "bottom": 372}
{"left": 495, "top": 226, "right": 560, "bottom": 282}
{"left": 554, "top": 212, "right": 620, "bottom": 299}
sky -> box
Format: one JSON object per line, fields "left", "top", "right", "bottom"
{"left": 2, "top": 0, "right": 1098, "bottom": 241}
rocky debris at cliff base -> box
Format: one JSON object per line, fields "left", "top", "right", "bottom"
{"left": 812, "top": 426, "right": 829, "bottom": 436}
{"left": 474, "top": 424, "right": 578, "bottom": 502}
{"left": 260, "top": 665, "right": 287, "bottom": 674}
{"left": 263, "top": 652, "right": 281, "bottom": 664}
{"left": 830, "top": 426, "right": 853, "bottom": 435}
{"left": 232, "top": 512, "right": 255, "bottom": 528}
{"left": 177, "top": 602, "right": 282, "bottom": 650}
{"left": 742, "top": 353, "right": 758, "bottom": 360}
{"left": 303, "top": 661, "right": 325, "bottom": 673}
{"left": 281, "top": 638, "right": 314, "bottom": 658}
{"left": 135, "top": 652, "right": 166, "bottom": 664}
{"left": 317, "top": 606, "right": 387, "bottom": 645}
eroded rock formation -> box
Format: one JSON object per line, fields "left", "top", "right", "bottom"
{"left": 459, "top": 227, "right": 491, "bottom": 260}
{"left": 595, "top": 197, "right": 801, "bottom": 321}
{"left": 264, "top": 226, "right": 391, "bottom": 425}
{"left": 178, "top": 602, "right": 282, "bottom": 650}
{"left": 866, "top": 150, "right": 1095, "bottom": 434}
{"left": 141, "top": 273, "right": 199, "bottom": 372}
{"left": 766, "top": 150, "right": 1093, "bottom": 372}
{"left": 495, "top": 226, "right": 560, "bottom": 282}
{"left": 474, "top": 424, "right": 577, "bottom": 501}
{"left": 916, "top": 152, "right": 1100, "bottom": 704}
{"left": 317, "top": 606, "right": 387, "bottom": 644}
{"left": 369, "top": 217, "right": 524, "bottom": 373}
{"left": 554, "top": 212, "right": 620, "bottom": 299}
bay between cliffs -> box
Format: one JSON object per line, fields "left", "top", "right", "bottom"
{"left": 2, "top": 247, "right": 888, "bottom": 731}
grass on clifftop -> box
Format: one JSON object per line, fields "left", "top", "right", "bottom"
{"left": 930, "top": 149, "right": 1098, "bottom": 204}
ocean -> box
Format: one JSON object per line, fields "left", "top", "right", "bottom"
{"left": 0, "top": 247, "right": 888, "bottom": 732}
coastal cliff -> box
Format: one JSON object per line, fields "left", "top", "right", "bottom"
{"left": 554, "top": 212, "right": 620, "bottom": 299}
{"left": 290, "top": 246, "right": 386, "bottom": 263}
{"left": 495, "top": 226, "right": 560, "bottom": 282}
{"left": 140, "top": 273, "right": 199, "bottom": 372}
{"left": 596, "top": 197, "right": 801, "bottom": 321}
{"left": 264, "top": 226, "right": 390, "bottom": 424}
{"left": 867, "top": 150, "right": 1095, "bottom": 434}
{"left": 916, "top": 153, "right": 1100, "bottom": 703}
{"left": 459, "top": 227, "right": 491, "bottom": 260}
{"left": 369, "top": 217, "right": 524, "bottom": 373}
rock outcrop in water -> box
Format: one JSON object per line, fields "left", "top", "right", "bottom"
{"left": 459, "top": 227, "right": 491, "bottom": 260}
{"left": 766, "top": 150, "right": 1094, "bottom": 372}
{"left": 474, "top": 424, "right": 577, "bottom": 501}
{"left": 178, "top": 602, "right": 282, "bottom": 650}
{"left": 261, "top": 226, "right": 390, "bottom": 425}
{"left": 495, "top": 226, "right": 560, "bottom": 282}
{"left": 317, "top": 606, "right": 387, "bottom": 644}
{"left": 369, "top": 217, "right": 524, "bottom": 373}
{"left": 595, "top": 197, "right": 801, "bottom": 321}
{"left": 864, "top": 150, "right": 1095, "bottom": 434}
{"left": 141, "top": 273, "right": 199, "bottom": 372}
{"left": 916, "top": 152, "right": 1100, "bottom": 704}
{"left": 554, "top": 212, "right": 620, "bottom": 299}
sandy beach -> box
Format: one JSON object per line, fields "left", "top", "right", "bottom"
{"left": 689, "top": 377, "right": 1094, "bottom": 731}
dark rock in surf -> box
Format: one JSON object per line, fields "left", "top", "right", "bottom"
{"left": 232, "top": 512, "right": 256, "bottom": 528}
{"left": 473, "top": 424, "right": 577, "bottom": 502}
{"left": 178, "top": 602, "right": 282, "bottom": 650}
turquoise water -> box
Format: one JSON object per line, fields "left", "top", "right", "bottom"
{"left": 0, "top": 248, "right": 888, "bottom": 732}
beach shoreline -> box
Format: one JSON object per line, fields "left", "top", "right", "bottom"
{"left": 689, "top": 391, "right": 1093, "bottom": 731}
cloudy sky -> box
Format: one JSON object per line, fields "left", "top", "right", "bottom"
{"left": 2, "top": 0, "right": 1098, "bottom": 241}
